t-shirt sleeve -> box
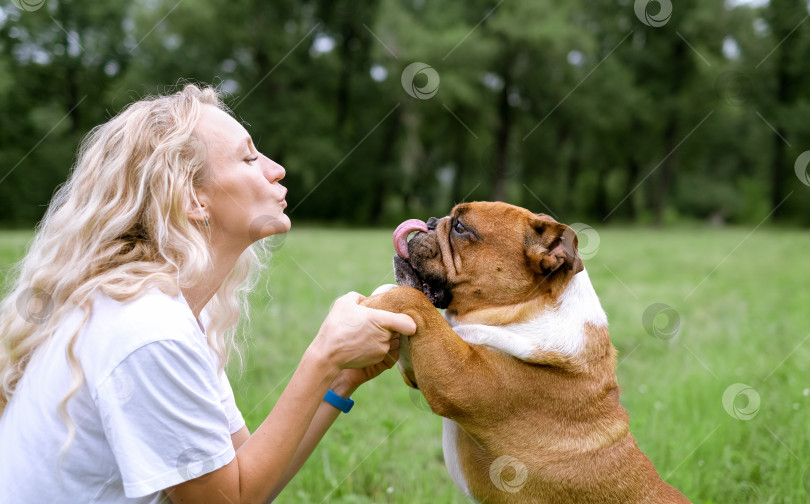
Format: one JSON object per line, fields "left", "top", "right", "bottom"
{"left": 199, "top": 308, "right": 245, "bottom": 434}
{"left": 218, "top": 369, "right": 246, "bottom": 435}
{"left": 95, "top": 339, "right": 236, "bottom": 498}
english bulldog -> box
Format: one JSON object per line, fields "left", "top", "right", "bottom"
{"left": 363, "top": 201, "right": 690, "bottom": 503}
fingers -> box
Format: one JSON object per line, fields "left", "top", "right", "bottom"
{"left": 338, "top": 291, "right": 416, "bottom": 336}
{"left": 390, "top": 313, "right": 417, "bottom": 336}
{"left": 383, "top": 348, "right": 399, "bottom": 367}
{"left": 342, "top": 291, "right": 368, "bottom": 303}
{"left": 339, "top": 291, "right": 363, "bottom": 305}
{"left": 322, "top": 292, "right": 413, "bottom": 371}
{"left": 382, "top": 339, "right": 400, "bottom": 367}
{"left": 370, "top": 309, "right": 417, "bottom": 336}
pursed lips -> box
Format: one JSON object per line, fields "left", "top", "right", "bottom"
{"left": 271, "top": 186, "right": 287, "bottom": 208}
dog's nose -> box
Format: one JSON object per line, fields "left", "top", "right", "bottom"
{"left": 426, "top": 217, "right": 439, "bottom": 230}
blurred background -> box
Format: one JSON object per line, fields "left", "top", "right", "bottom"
{"left": 3, "top": 2, "right": 810, "bottom": 501}
{"left": 1, "top": 0, "right": 809, "bottom": 228}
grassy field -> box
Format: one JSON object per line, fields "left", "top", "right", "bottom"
{"left": 1, "top": 225, "right": 809, "bottom": 503}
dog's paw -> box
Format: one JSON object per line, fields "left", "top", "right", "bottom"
{"left": 370, "top": 284, "right": 398, "bottom": 297}
{"left": 362, "top": 285, "right": 433, "bottom": 315}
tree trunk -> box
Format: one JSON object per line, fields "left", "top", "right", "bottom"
{"left": 451, "top": 124, "right": 467, "bottom": 204}
{"left": 370, "top": 105, "right": 401, "bottom": 222}
{"left": 593, "top": 163, "right": 608, "bottom": 218}
{"left": 624, "top": 157, "right": 640, "bottom": 221}
{"left": 654, "top": 119, "right": 677, "bottom": 227}
{"left": 769, "top": 50, "right": 791, "bottom": 219}
{"left": 56, "top": 1, "right": 80, "bottom": 133}
{"left": 335, "top": 24, "right": 354, "bottom": 134}
{"left": 558, "top": 125, "right": 574, "bottom": 216}
{"left": 492, "top": 63, "right": 512, "bottom": 202}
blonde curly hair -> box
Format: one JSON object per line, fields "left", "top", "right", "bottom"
{"left": 0, "top": 83, "right": 264, "bottom": 456}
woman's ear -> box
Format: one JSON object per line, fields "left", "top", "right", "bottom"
{"left": 187, "top": 189, "right": 211, "bottom": 226}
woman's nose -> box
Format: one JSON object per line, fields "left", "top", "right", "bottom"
{"left": 262, "top": 155, "right": 285, "bottom": 182}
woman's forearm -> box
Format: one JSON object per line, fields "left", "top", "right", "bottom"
{"left": 265, "top": 376, "right": 359, "bottom": 501}
{"left": 234, "top": 347, "right": 341, "bottom": 504}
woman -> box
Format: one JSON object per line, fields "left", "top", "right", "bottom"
{"left": 0, "top": 84, "right": 415, "bottom": 503}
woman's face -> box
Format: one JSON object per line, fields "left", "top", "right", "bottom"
{"left": 194, "top": 105, "right": 290, "bottom": 248}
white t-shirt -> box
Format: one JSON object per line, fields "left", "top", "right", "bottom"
{"left": 0, "top": 287, "right": 246, "bottom": 503}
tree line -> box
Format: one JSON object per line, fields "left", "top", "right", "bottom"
{"left": 1, "top": 0, "right": 809, "bottom": 227}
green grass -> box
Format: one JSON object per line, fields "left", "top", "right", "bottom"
{"left": 2, "top": 226, "right": 809, "bottom": 503}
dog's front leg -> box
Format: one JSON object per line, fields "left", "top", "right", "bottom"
{"left": 362, "top": 286, "right": 507, "bottom": 421}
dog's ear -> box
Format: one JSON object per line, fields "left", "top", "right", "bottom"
{"left": 525, "top": 214, "right": 584, "bottom": 276}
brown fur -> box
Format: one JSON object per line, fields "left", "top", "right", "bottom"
{"left": 362, "top": 202, "right": 690, "bottom": 503}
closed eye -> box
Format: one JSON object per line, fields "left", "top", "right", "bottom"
{"left": 246, "top": 156, "right": 258, "bottom": 164}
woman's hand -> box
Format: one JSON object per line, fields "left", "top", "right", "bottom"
{"left": 332, "top": 336, "right": 401, "bottom": 395}
{"left": 309, "top": 292, "right": 415, "bottom": 374}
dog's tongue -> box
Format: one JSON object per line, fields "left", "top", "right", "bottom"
{"left": 393, "top": 219, "right": 429, "bottom": 260}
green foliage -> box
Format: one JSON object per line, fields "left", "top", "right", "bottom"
{"left": 1, "top": 0, "right": 810, "bottom": 226}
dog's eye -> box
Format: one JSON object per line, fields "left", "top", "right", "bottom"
{"left": 453, "top": 220, "right": 467, "bottom": 234}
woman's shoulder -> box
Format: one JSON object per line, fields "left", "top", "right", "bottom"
{"left": 88, "top": 286, "right": 198, "bottom": 335}
{"left": 69, "top": 287, "right": 207, "bottom": 384}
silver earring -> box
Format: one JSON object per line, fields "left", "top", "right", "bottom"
{"left": 204, "top": 218, "right": 210, "bottom": 227}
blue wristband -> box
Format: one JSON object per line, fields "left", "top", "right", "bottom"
{"left": 324, "top": 389, "right": 354, "bottom": 413}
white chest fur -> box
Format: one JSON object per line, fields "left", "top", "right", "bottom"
{"left": 443, "top": 418, "right": 478, "bottom": 501}
{"left": 381, "top": 272, "right": 607, "bottom": 498}
{"left": 439, "top": 270, "right": 607, "bottom": 498}
{"left": 446, "top": 269, "right": 608, "bottom": 361}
